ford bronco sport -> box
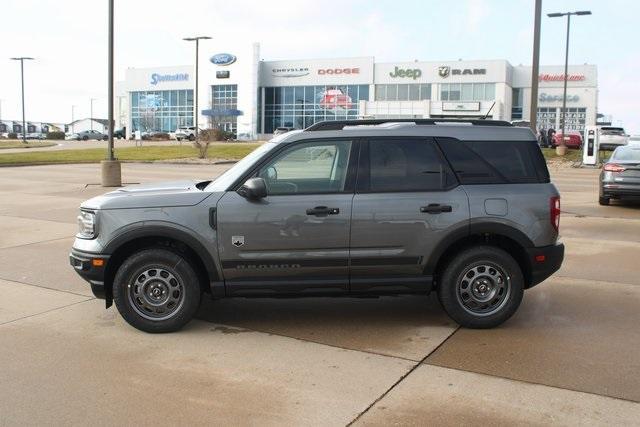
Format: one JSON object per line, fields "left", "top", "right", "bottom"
{"left": 70, "top": 119, "right": 564, "bottom": 333}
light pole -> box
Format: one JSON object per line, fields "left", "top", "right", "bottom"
{"left": 90, "top": 97, "right": 97, "bottom": 130}
{"left": 10, "top": 57, "right": 34, "bottom": 143}
{"left": 71, "top": 105, "right": 76, "bottom": 134}
{"left": 102, "top": 0, "right": 121, "bottom": 186}
{"left": 183, "top": 36, "right": 211, "bottom": 141}
{"left": 529, "top": 0, "right": 542, "bottom": 133}
{"left": 547, "top": 10, "right": 591, "bottom": 155}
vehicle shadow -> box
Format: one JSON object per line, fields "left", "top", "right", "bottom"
{"left": 194, "top": 293, "right": 456, "bottom": 359}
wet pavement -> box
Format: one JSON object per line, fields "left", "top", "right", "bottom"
{"left": 0, "top": 163, "right": 639, "bottom": 425}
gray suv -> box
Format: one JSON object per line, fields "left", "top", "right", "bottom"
{"left": 70, "top": 119, "right": 564, "bottom": 333}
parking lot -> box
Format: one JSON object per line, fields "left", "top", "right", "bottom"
{"left": 0, "top": 162, "right": 639, "bottom": 425}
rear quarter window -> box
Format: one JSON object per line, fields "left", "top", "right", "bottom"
{"left": 436, "top": 137, "right": 549, "bottom": 184}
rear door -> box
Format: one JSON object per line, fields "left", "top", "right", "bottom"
{"left": 349, "top": 138, "right": 470, "bottom": 292}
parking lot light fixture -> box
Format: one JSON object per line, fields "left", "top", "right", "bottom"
{"left": 547, "top": 10, "right": 592, "bottom": 156}
{"left": 183, "top": 36, "right": 211, "bottom": 141}
{"left": 10, "top": 57, "right": 34, "bottom": 144}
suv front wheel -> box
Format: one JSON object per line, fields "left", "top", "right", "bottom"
{"left": 438, "top": 246, "right": 524, "bottom": 329}
{"left": 113, "top": 248, "right": 202, "bottom": 333}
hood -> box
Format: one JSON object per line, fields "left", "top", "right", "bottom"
{"left": 81, "top": 180, "right": 213, "bottom": 210}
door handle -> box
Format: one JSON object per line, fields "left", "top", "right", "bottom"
{"left": 420, "top": 203, "right": 453, "bottom": 214}
{"left": 306, "top": 206, "right": 340, "bottom": 216}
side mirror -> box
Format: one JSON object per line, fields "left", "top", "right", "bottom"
{"left": 237, "top": 177, "right": 267, "bottom": 200}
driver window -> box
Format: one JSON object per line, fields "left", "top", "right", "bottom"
{"left": 258, "top": 140, "right": 352, "bottom": 195}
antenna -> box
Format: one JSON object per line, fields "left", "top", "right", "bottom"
{"left": 482, "top": 101, "right": 496, "bottom": 120}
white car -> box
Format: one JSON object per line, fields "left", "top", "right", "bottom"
{"left": 627, "top": 135, "right": 640, "bottom": 147}
{"left": 599, "top": 127, "right": 629, "bottom": 151}
{"left": 174, "top": 126, "right": 204, "bottom": 141}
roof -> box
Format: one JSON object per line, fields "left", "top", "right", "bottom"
{"left": 277, "top": 119, "right": 536, "bottom": 143}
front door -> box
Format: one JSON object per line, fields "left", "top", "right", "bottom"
{"left": 216, "top": 139, "right": 357, "bottom": 296}
{"left": 350, "top": 138, "right": 470, "bottom": 292}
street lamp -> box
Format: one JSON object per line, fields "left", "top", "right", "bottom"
{"left": 71, "top": 104, "right": 77, "bottom": 134}
{"left": 90, "top": 97, "right": 97, "bottom": 130}
{"left": 547, "top": 10, "right": 591, "bottom": 155}
{"left": 183, "top": 36, "right": 211, "bottom": 141}
{"left": 101, "top": 0, "right": 121, "bottom": 187}
{"left": 10, "top": 57, "right": 34, "bottom": 143}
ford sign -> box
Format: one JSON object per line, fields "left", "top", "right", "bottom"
{"left": 210, "top": 53, "right": 236, "bottom": 66}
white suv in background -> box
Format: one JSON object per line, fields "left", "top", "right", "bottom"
{"left": 599, "top": 126, "right": 629, "bottom": 151}
{"left": 174, "top": 126, "right": 203, "bottom": 141}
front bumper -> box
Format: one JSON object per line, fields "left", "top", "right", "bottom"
{"left": 526, "top": 242, "right": 565, "bottom": 288}
{"left": 69, "top": 249, "right": 110, "bottom": 299}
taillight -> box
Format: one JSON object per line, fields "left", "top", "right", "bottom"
{"left": 550, "top": 196, "right": 560, "bottom": 232}
{"left": 603, "top": 163, "right": 626, "bottom": 173}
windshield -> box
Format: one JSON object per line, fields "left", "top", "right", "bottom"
{"left": 206, "top": 142, "right": 277, "bottom": 191}
{"left": 601, "top": 127, "right": 625, "bottom": 136}
{"left": 611, "top": 147, "right": 640, "bottom": 162}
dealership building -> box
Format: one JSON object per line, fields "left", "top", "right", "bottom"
{"left": 115, "top": 42, "right": 598, "bottom": 139}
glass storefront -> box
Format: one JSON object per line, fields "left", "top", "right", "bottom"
{"left": 211, "top": 85, "right": 238, "bottom": 134}
{"left": 263, "top": 85, "right": 369, "bottom": 133}
{"left": 130, "top": 90, "right": 193, "bottom": 132}
{"left": 375, "top": 84, "right": 431, "bottom": 101}
{"left": 511, "top": 88, "right": 523, "bottom": 120}
{"left": 440, "top": 83, "right": 495, "bottom": 101}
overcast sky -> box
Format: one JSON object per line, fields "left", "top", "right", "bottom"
{"left": 1, "top": 0, "right": 639, "bottom": 132}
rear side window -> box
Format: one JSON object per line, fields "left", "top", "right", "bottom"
{"left": 364, "top": 139, "right": 456, "bottom": 192}
{"left": 436, "top": 138, "right": 549, "bottom": 184}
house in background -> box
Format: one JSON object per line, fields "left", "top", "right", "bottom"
{"left": 65, "top": 118, "right": 109, "bottom": 134}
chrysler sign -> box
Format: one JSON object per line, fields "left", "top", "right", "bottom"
{"left": 272, "top": 67, "right": 310, "bottom": 77}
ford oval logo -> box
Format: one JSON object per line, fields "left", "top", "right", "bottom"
{"left": 210, "top": 53, "right": 236, "bottom": 66}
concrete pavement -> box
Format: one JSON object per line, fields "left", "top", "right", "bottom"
{"left": 0, "top": 162, "right": 639, "bottom": 425}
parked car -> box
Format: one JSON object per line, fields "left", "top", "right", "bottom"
{"left": 274, "top": 127, "right": 295, "bottom": 136}
{"left": 70, "top": 118, "right": 564, "bottom": 333}
{"left": 174, "top": 126, "right": 203, "bottom": 141}
{"left": 25, "top": 132, "right": 46, "bottom": 140}
{"left": 552, "top": 132, "right": 583, "bottom": 149}
{"left": 599, "top": 126, "right": 628, "bottom": 151}
{"left": 113, "top": 128, "right": 126, "bottom": 139}
{"left": 627, "top": 135, "right": 640, "bottom": 147}
{"left": 75, "top": 130, "right": 108, "bottom": 141}
{"left": 599, "top": 145, "right": 640, "bottom": 205}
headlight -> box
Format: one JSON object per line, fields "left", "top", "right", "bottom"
{"left": 77, "top": 210, "right": 97, "bottom": 239}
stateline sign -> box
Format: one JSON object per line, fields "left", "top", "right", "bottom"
{"left": 150, "top": 73, "right": 189, "bottom": 85}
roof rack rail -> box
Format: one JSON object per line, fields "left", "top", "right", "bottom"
{"left": 305, "top": 118, "right": 513, "bottom": 131}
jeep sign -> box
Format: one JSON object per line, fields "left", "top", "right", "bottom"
{"left": 389, "top": 66, "right": 422, "bottom": 80}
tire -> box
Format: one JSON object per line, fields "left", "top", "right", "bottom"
{"left": 113, "top": 248, "right": 202, "bottom": 333}
{"left": 599, "top": 196, "right": 610, "bottom": 206}
{"left": 82, "top": 135, "right": 88, "bottom": 141}
{"left": 188, "top": 134, "right": 195, "bottom": 141}
{"left": 437, "top": 246, "right": 524, "bottom": 329}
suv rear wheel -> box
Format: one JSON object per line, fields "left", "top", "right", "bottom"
{"left": 113, "top": 248, "right": 202, "bottom": 333}
{"left": 438, "top": 246, "right": 524, "bottom": 329}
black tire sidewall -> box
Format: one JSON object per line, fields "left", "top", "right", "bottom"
{"left": 438, "top": 246, "right": 524, "bottom": 329}
{"left": 113, "top": 248, "right": 202, "bottom": 333}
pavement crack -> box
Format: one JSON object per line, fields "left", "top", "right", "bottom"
{"left": 0, "top": 298, "right": 94, "bottom": 327}
{"left": 346, "top": 325, "right": 461, "bottom": 426}
{"left": 0, "top": 276, "right": 93, "bottom": 298}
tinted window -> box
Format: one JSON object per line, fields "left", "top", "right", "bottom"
{"left": 437, "top": 138, "right": 548, "bottom": 184}
{"left": 258, "top": 141, "right": 352, "bottom": 195}
{"left": 367, "top": 140, "right": 455, "bottom": 192}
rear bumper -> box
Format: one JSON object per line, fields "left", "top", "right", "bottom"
{"left": 69, "top": 249, "right": 110, "bottom": 299}
{"left": 601, "top": 184, "right": 640, "bottom": 197}
{"left": 526, "top": 243, "right": 565, "bottom": 288}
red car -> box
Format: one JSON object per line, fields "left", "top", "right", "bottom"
{"left": 552, "top": 132, "right": 583, "bottom": 149}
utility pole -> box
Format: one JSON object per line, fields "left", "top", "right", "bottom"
{"left": 71, "top": 105, "right": 76, "bottom": 134}
{"left": 90, "top": 97, "right": 96, "bottom": 130}
{"left": 10, "top": 57, "right": 34, "bottom": 143}
{"left": 529, "top": 0, "right": 542, "bottom": 132}
{"left": 547, "top": 10, "right": 592, "bottom": 155}
{"left": 183, "top": 36, "right": 211, "bottom": 141}
{"left": 101, "top": 0, "right": 121, "bottom": 186}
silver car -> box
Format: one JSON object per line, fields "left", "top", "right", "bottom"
{"left": 599, "top": 145, "right": 640, "bottom": 205}
{"left": 599, "top": 126, "right": 628, "bottom": 151}
{"left": 75, "top": 130, "right": 108, "bottom": 141}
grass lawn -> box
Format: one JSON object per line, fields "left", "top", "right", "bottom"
{"left": 0, "top": 143, "right": 261, "bottom": 166}
{"left": 0, "top": 140, "right": 58, "bottom": 149}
